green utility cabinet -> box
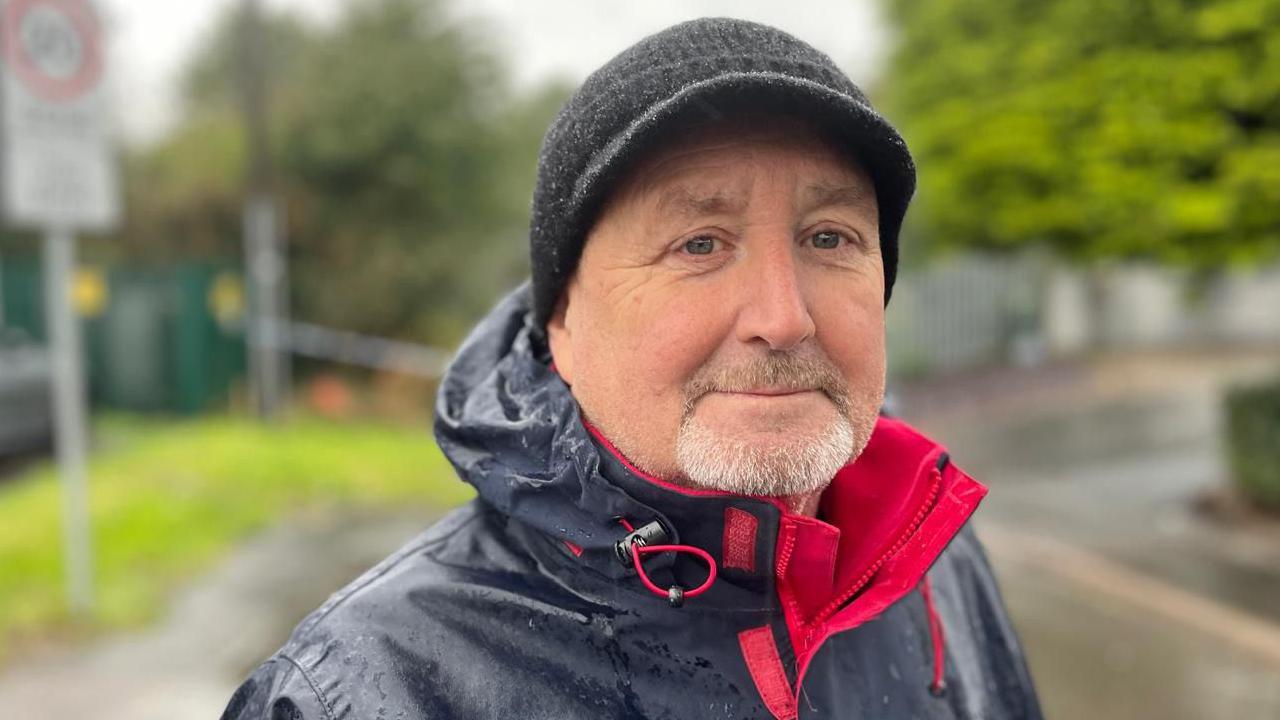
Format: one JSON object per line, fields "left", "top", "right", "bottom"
{"left": 0, "top": 256, "right": 246, "bottom": 414}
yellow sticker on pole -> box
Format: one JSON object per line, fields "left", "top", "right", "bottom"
{"left": 72, "top": 266, "right": 107, "bottom": 317}
{"left": 209, "top": 272, "right": 245, "bottom": 326}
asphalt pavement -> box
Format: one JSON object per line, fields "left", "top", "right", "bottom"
{"left": 905, "top": 349, "right": 1280, "bottom": 719}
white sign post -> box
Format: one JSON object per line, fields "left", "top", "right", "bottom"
{"left": 1, "top": 0, "right": 118, "bottom": 615}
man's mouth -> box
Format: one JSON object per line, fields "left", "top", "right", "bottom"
{"left": 718, "top": 388, "right": 818, "bottom": 397}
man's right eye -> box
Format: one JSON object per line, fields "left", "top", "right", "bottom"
{"left": 683, "top": 236, "right": 716, "bottom": 255}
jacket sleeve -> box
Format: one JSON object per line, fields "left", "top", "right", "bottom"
{"left": 220, "top": 655, "right": 333, "bottom": 720}
{"left": 931, "top": 522, "right": 1046, "bottom": 720}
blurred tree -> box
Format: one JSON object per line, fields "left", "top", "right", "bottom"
{"left": 180, "top": 4, "right": 315, "bottom": 119}
{"left": 280, "top": 0, "right": 556, "bottom": 342}
{"left": 111, "top": 5, "right": 311, "bottom": 263}
{"left": 880, "top": 0, "right": 1280, "bottom": 268}
{"left": 115, "top": 0, "right": 569, "bottom": 346}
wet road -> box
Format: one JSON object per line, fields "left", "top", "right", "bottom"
{"left": 989, "top": 529, "right": 1280, "bottom": 720}
{"left": 911, "top": 358, "right": 1280, "bottom": 719}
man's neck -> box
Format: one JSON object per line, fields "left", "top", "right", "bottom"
{"left": 783, "top": 487, "right": 824, "bottom": 517}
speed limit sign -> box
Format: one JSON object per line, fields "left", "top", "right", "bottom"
{"left": 0, "top": 0, "right": 118, "bottom": 615}
{"left": 1, "top": 0, "right": 118, "bottom": 230}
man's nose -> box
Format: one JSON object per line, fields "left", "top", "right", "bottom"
{"left": 735, "top": 239, "right": 816, "bottom": 351}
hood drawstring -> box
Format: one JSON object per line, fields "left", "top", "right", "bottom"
{"left": 920, "top": 574, "right": 948, "bottom": 696}
{"left": 613, "top": 517, "right": 945, "bottom": 689}
{"left": 615, "top": 517, "right": 718, "bottom": 608}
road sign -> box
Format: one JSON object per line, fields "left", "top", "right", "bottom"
{"left": 1, "top": 0, "right": 118, "bottom": 230}
{"left": 0, "top": 0, "right": 117, "bottom": 616}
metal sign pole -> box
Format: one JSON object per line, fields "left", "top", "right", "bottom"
{"left": 42, "top": 226, "right": 93, "bottom": 614}
{"left": 240, "top": 0, "right": 289, "bottom": 420}
{"left": 244, "top": 194, "right": 285, "bottom": 419}
{"left": 2, "top": 0, "right": 113, "bottom": 615}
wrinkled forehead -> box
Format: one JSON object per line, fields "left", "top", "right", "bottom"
{"left": 597, "top": 111, "right": 876, "bottom": 221}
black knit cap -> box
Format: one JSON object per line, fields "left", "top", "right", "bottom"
{"left": 528, "top": 17, "right": 916, "bottom": 329}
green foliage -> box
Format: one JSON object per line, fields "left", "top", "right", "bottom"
{"left": 115, "top": 111, "right": 246, "bottom": 260}
{"left": 1224, "top": 378, "right": 1280, "bottom": 511}
{"left": 280, "top": 0, "right": 551, "bottom": 342}
{"left": 0, "top": 413, "right": 472, "bottom": 663}
{"left": 880, "top": 0, "right": 1280, "bottom": 267}
{"left": 116, "top": 0, "right": 570, "bottom": 346}
{"left": 179, "top": 4, "right": 315, "bottom": 119}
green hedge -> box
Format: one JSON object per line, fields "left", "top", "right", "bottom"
{"left": 1224, "top": 378, "right": 1280, "bottom": 512}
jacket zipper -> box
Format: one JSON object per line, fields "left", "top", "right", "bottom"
{"left": 803, "top": 452, "right": 950, "bottom": 646}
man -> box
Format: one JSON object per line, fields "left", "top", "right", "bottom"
{"left": 223, "top": 18, "right": 1043, "bottom": 719}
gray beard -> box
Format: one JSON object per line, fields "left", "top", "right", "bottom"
{"left": 673, "top": 409, "right": 873, "bottom": 498}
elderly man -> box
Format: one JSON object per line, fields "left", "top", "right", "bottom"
{"left": 223, "top": 18, "right": 1043, "bottom": 720}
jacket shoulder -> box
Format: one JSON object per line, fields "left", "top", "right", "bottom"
{"left": 220, "top": 654, "right": 330, "bottom": 720}
{"left": 220, "top": 501, "right": 508, "bottom": 719}
{"left": 929, "top": 521, "right": 1045, "bottom": 720}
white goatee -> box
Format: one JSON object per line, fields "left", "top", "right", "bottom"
{"left": 675, "top": 410, "right": 861, "bottom": 497}
{"left": 671, "top": 345, "right": 881, "bottom": 497}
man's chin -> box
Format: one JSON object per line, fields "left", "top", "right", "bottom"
{"left": 673, "top": 412, "right": 857, "bottom": 498}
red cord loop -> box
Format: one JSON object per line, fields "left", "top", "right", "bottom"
{"left": 631, "top": 543, "right": 718, "bottom": 603}
{"left": 616, "top": 517, "right": 718, "bottom": 607}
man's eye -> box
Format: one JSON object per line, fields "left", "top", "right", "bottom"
{"left": 811, "top": 230, "right": 843, "bottom": 249}
{"left": 683, "top": 236, "right": 717, "bottom": 255}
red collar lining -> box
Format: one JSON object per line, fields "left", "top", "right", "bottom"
{"left": 581, "top": 417, "right": 790, "bottom": 513}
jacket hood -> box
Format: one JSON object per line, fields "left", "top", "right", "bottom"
{"left": 433, "top": 283, "right": 651, "bottom": 560}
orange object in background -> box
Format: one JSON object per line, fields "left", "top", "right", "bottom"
{"left": 305, "top": 374, "right": 353, "bottom": 418}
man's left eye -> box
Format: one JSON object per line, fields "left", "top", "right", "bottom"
{"left": 811, "top": 231, "right": 843, "bottom": 249}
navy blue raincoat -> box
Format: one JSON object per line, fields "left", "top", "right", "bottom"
{"left": 222, "top": 285, "right": 1043, "bottom": 719}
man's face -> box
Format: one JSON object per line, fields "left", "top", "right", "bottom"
{"left": 547, "top": 116, "right": 886, "bottom": 500}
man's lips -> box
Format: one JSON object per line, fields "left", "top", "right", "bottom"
{"left": 715, "top": 388, "right": 819, "bottom": 397}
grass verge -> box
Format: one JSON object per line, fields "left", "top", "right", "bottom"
{"left": 0, "top": 413, "right": 472, "bottom": 663}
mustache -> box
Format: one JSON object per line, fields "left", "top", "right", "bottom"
{"left": 681, "top": 348, "right": 851, "bottom": 418}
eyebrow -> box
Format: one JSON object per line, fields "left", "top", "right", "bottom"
{"left": 654, "top": 187, "right": 745, "bottom": 219}
{"left": 800, "top": 183, "right": 875, "bottom": 211}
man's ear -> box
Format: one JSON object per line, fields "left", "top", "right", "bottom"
{"left": 545, "top": 281, "right": 575, "bottom": 385}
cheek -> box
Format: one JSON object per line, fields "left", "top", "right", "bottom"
{"left": 595, "top": 284, "right": 726, "bottom": 394}
{"left": 811, "top": 283, "right": 886, "bottom": 386}
{"left": 567, "top": 277, "right": 732, "bottom": 477}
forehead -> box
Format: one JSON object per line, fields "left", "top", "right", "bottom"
{"left": 605, "top": 113, "right": 875, "bottom": 212}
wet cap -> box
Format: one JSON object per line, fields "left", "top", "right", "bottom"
{"left": 528, "top": 17, "right": 916, "bottom": 329}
